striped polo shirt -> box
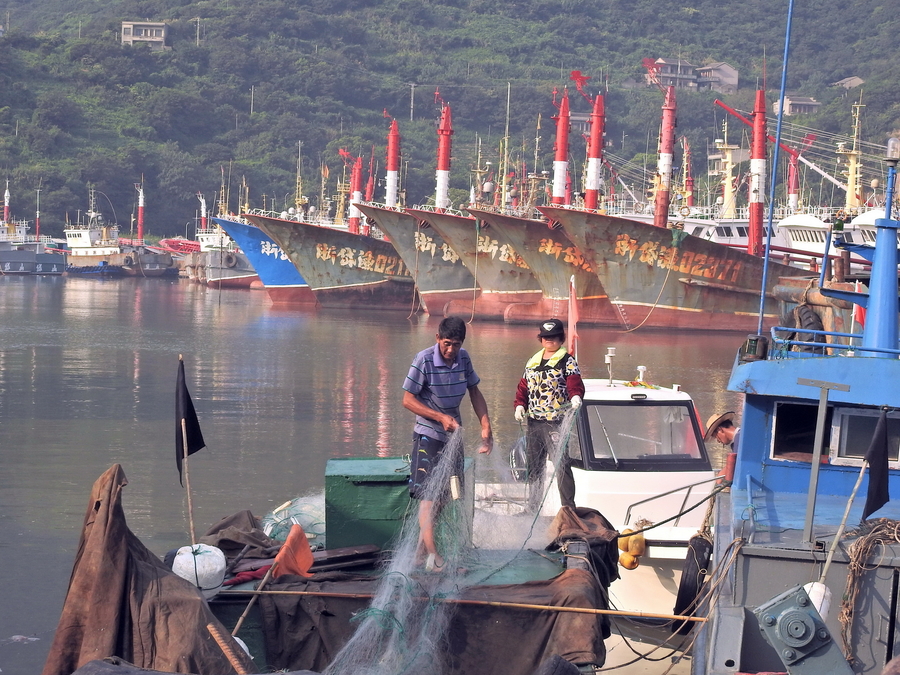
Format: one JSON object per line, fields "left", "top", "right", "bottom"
{"left": 403, "top": 343, "right": 480, "bottom": 442}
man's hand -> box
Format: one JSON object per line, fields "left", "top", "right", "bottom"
{"left": 440, "top": 414, "right": 460, "bottom": 432}
{"left": 571, "top": 395, "right": 582, "bottom": 411}
{"left": 514, "top": 405, "right": 526, "bottom": 422}
{"left": 478, "top": 436, "right": 493, "bottom": 454}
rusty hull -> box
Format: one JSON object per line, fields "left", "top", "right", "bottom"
{"left": 407, "top": 208, "right": 542, "bottom": 319}
{"left": 539, "top": 206, "right": 810, "bottom": 332}
{"left": 357, "top": 203, "right": 479, "bottom": 316}
{"left": 468, "top": 208, "right": 621, "bottom": 327}
{"left": 248, "top": 214, "right": 417, "bottom": 311}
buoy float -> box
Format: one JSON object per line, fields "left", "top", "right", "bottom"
{"left": 618, "top": 528, "right": 633, "bottom": 552}
{"left": 619, "top": 552, "right": 640, "bottom": 570}
{"left": 628, "top": 531, "right": 646, "bottom": 557}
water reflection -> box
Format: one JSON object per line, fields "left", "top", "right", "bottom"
{"left": 0, "top": 275, "right": 744, "bottom": 673}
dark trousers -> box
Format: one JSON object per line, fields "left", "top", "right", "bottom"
{"left": 525, "top": 418, "right": 576, "bottom": 510}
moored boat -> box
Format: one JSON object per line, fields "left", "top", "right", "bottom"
{"left": 468, "top": 207, "right": 620, "bottom": 326}
{"left": 356, "top": 202, "right": 478, "bottom": 316}
{"left": 540, "top": 206, "right": 809, "bottom": 332}
{"left": 247, "top": 213, "right": 417, "bottom": 311}
{"left": 407, "top": 207, "right": 542, "bottom": 319}
{"left": 213, "top": 216, "right": 316, "bottom": 305}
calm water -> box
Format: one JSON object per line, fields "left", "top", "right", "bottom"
{"left": 0, "top": 275, "right": 744, "bottom": 674}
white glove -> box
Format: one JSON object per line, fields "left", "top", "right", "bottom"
{"left": 514, "top": 406, "right": 526, "bottom": 422}
{"left": 571, "top": 395, "right": 582, "bottom": 411}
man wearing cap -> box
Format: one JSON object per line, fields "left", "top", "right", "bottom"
{"left": 705, "top": 411, "right": 740, "bottom": 451}
{"left": 514, "top": 318, "right": 585, "bottom": 511}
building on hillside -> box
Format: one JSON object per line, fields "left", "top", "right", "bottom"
{"left": 696, "top": 62, "right": 738, "bottom": 95}
{"left": 647, "top": 58, "right": 698, "bottom": 89}
{"left": 121, "top": 21, "right": 169, "bottom": 50}
{"left": 645, "top": 58, "right": 739, "bottom": 94}
{"left": 773, "top": 95, "right": 822, "bottom": 116}
{"left": 831, "top": 76, "right": 864, "bottom": 89}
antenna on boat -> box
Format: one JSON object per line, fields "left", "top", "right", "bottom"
{"left": 605, "top": 347, "right": 615, "bottom": 385}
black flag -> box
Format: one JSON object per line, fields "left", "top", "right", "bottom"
{"left": 176, "top": 357, "right": 206, "bottom": 486}
{"left": 862, "top": 409, "right": 890, "bottom": 521}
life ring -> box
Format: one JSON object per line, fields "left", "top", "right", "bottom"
{"left": 223, "top": 253, "right": 238, "bottom": 268}
{"left": 634, "top": 202, "right": 645, "bottom": 213}
{"left": 672, "top": 533, "right": 713, "bottom": 634}
{"left": 123, "top": 256, "right": 134, "bottom": 266}
{"left": 679, "top": 206, "right": 691, "bottom": 217}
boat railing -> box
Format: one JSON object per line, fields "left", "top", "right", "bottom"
{"left": 409, "top": 204, "right": 468, "bottom": 218}
{"left": 623, "top": 474, "right": 721, "bottom": 527}
{"left": 768, "top": 326, "right": 900, "bottom": 357}
{"left": 361, "top": 201, "right": 406, "bottom": 213}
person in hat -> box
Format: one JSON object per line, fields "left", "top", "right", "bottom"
{"left": 513, "top": 318, "right": 584, "bottom": 510}
{"left": 705, "top": 411, "right": 740, "bottom": 451}
{"left": 403, "top": 315, "right": 493, "bottom": 571}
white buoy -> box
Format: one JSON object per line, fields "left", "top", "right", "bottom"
{"left": 172, "top": 544, "right": 226, "bottom": 600}
{"left": 803, "top": 581, "right": 832, "bottom": 619}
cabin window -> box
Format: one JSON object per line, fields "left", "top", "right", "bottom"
{"left": 843, "top": 232, "right": 854, "bottom": 243}
{"left": 736, "top": 227, "right": 748, "bottom": 237}
{"left": 583, "top": 402, "right": 704, "bottom": 462}
{"left": 691, "top": 226, "right": 705, "bottom": 236}
{"left": 771, "top": 401, "right": 833, "bottom": 461}
{"left": 829, "top": 408, "right": 900, "bottom": 467}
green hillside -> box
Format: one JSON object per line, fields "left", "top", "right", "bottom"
{"left": 1, "top": 0, "right": 898, "bottom": 237}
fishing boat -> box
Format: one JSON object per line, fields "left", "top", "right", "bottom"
{"left": 407, "top": 206, "right": 543, "bottom": 319}
{"left": 212, "top": 216, "right": 316, "bottom": 305}
{"left": 194, "top": 223, "right": 259, "bottom": 288}
{"left": 539, "top": 205, "right": 810, "bottom": 332}
{"left": 246, "top": 213, "right": 417, "bottom": 311}
{"left": 356, "top": 202, "right": 478, "bottom": 316}
{"left": 0, "top": 221, "right": 66, "bottom": 275}
{"left": 691, "top": 140, "right": 900, "bottom": 673}
{"left": 64, "top": 187, "right": 177, "bottom": 278}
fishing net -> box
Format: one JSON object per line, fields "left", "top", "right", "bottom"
{"left": 261, "top": 493, "right": 327, "bottom": 550}
{"left": 323, "top": 409, "right": 580, "bottom": 675}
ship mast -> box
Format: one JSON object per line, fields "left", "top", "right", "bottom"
{"left": 747, "top": 89, "right": 767, "bottom": 256}
{"left": 584, "top": 93, "right": 605, "bottom": 211}
{"left": 135, "top": 181, "right": 145, "bottom": 243}
{"left": 714, "top": 120, "right": 740, "bottom": 220}
{"left": 836, "top": 101, "right": 864, "bottom": 213}
{"left": 294, "top": 141, "right": 308, "bottom": 215}
{"left": 3, "top": 180, "right": 9, "bottom": 224}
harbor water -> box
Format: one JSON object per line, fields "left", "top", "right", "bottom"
{"left": 0, "top": 275, "right": 743, "bottom": 674}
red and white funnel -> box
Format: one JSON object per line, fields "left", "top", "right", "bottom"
{"left": 348, "top": 155, "right": 364, "bottom": 235}
{"left": 3, "top": 180, "right": 9, "bottom": 224}
{"left": 747, "top": 90, "right": 767, "bottom": 256}
{"left": 551, "top": 90, "right": 571, "bottom": 205}
{"left": 385, "top": 119, "right": 401, "bottom": 208}
{"left": 653, "top": 86, "right": 676, "bottom": 228}
{"left": 435, "top": 105, "right": 453, "bottom": 211}
{"left": 197, "top": 193, "right": 208, "bottom": 229}
{"left": 584, "top": 94, "right": 605, "bottom": 210}
{"left": 135, "top": 182, "right": 145, "bottom": 242}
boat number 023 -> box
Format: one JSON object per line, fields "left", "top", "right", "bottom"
{"left": 614, "top": 233, "right": 743, "bottom": 284}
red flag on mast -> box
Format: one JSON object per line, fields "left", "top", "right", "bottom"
{"left": 567, "top": 275, "right": 579, "bottom": 359}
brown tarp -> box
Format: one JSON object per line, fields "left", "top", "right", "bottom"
{"left": 42, "top": 465, "right": 256, "bottom": 675}
{"left": 258, "top": 567, "right": 611, "bottom": 673}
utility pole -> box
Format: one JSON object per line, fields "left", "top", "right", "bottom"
{"left": 195, "top": 17, "right": 201, "bottom": 46}
{"left": 409, "top": 84, "right": 415, "bottom": 121}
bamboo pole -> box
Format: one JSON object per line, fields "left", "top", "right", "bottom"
{"left": 182, "top": 417, "right": 196, "bottom": 545}
{"left": 218, "top": 588, "right": 706, "bottom": 623}
{"left": 206, "top": 623, "right": 250, "bottom": 675}
{"left": 231, "top": 563, "right": 277, "bottom": 636}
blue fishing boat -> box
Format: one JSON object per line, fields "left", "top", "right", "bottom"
{"left": 695, "top": 142, "right": 900, "bottom": 671}
{"left": 212, "top": 216, "right": 316, "bottom": 305}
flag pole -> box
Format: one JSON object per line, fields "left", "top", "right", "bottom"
{"left": 182, "top": 417, "right": 197, "bottom": 545}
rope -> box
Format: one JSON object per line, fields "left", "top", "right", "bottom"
{"left": 839, "top": 518, "right": 900, "bottom": 663}
{"left": 621, "top": 264, "right": 674, "bottom": 333}
{"left": 468, "top": 217, "right": 480, "bottom": 324}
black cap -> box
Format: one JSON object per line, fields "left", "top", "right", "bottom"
{"left": 537, "top": 318, "right": 565, "bottom": 338}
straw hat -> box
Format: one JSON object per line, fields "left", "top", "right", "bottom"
{"left": 704, "top": 411, "right": 735, "bottom": 441}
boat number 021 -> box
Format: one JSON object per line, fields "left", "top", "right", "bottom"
{"left": 614, "top": 233, "right": 743, "bottom": 284}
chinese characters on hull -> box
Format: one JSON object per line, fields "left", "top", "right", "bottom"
{"left": 315, "top": 242, "right": 411, "bottom": 277}
{"left": 613, "top": 232, "right": 743, "bottom": 284}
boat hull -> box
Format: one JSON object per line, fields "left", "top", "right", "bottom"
{"left": 406, "top": 208, "right": 542, "bottom": 319}
{"left": 213, "top": 217, "right": 316, "bottom": 305}
{"left": 469, "top": 209, "right": 621, "bottom": 326}
{"left": 357, "top": 203, "right": 479, "bottom": 316}
{"left": 67, "top": 250, "right": 177, "bottom": 278}
{"left": 0, "top": 249, "right": 67, "bottom": 275}
{"left": 248, "top": 214, "right": 417, "bottom": 311}
{"left": 201, "top": 249, "right": 259, "bottom": 288}
{"left": 540, "top": 206, "right": 809, "bottom": 332}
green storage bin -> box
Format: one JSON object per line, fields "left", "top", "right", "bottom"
{"left": 325, "top": 457, "right": 413, "bottom": 551}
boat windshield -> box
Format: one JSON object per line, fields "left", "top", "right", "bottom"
{"left": 583, "top": 402, "right": 705, "bottom": 463}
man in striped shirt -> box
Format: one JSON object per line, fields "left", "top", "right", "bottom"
{"left": 403, "top": 316, "right": 493, "bottom": 571}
